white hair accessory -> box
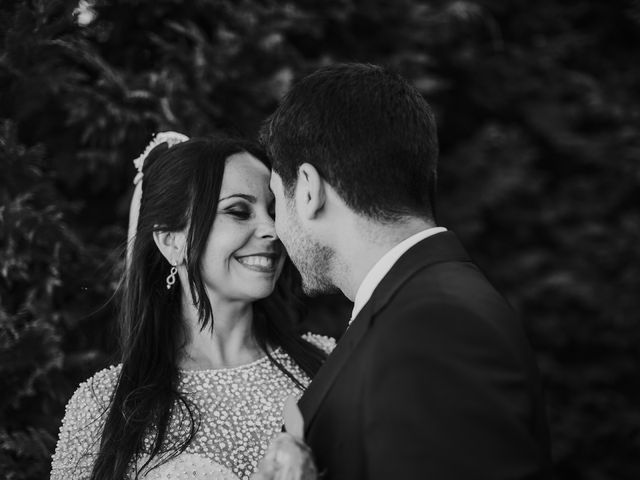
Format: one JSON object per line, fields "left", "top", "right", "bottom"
{"left": 132, "top": 131, "right": 189, "bottom": 185}
{"left": 127, "top": 131, "right": 189, "bottom": 264}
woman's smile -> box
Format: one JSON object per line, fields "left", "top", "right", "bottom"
{"left": 197, "top": 151, "right": 286, "bottom": 301}
{"left": 235, "top": 252, "right": 281, "bottom": 273}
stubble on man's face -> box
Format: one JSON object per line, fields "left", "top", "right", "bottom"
{"left": 276, "top": 195, "right": 338, "bottom": 297}
{"left": 296, "top": 237, "right": 338, "bottom": 297}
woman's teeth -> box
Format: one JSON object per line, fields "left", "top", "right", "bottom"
{"left": 236, "top": 255, "right": 276, "bottom": 271}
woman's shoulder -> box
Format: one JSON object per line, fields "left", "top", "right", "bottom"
{"left": 58, "top": 363, "right": 121, "bottom": 437}
{"left": 50, "top": 364, "right": 121, "bottom": 479}
{"left": 66, "top": 364, "right": 121, "bottom": 412}
{"left": 301, "top": 332, "right": 337, "bottom": 354}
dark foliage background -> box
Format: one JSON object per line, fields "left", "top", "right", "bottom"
{"left": 1, "top": 0, "right": 639, "bottom": 479}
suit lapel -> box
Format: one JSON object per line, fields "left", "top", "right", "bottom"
{"left": 298, "top": 231, "right": 471, "bottom": 433}
{"left": 298, "top": 297, "right": 374, "bottom": 433}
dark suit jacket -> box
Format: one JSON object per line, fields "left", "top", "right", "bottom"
{"left": 299, "top": 232, "right": 551, "bottom": 480}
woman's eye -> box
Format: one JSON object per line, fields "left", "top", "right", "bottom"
{"left": 227, "top": 209, "right": 251, "bottom": 219}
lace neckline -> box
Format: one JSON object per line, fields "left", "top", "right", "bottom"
{"left": 179, "top": 347, "right": 282, "bottom": 374}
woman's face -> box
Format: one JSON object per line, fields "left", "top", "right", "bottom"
{"left": 200, "top": 152, "right": 285, "bottom": 302}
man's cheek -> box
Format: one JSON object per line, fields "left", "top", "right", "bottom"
{"left": 274, "top": 216, "right": 285, "bottom": 240}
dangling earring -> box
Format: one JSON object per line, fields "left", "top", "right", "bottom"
{"left": 166, "top": 263, "right": 177, "bottom": 290}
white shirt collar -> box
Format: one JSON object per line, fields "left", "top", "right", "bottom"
{"left": 350, "top": 227, "right": 447, "bottom": 323}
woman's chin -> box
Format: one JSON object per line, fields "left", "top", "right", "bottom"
{"left": 234, "top": 280, "right": 279, "bottom": 302}
{"left": 242, "top": 268, "right": 284, "bottom": 300}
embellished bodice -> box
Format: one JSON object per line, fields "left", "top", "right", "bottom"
{"left": 50, "top": 335, "right": 335, "bottom": 480}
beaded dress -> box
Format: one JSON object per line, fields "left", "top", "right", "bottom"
{"left": 50, "top": 334, "right": 335, "bottom": 480}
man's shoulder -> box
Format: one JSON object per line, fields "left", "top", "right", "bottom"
{"left": 369, "top": 259, "right": 518, "bottom": 345}
{"left": 386, "top": 257, "right": 506, "bottom": 310}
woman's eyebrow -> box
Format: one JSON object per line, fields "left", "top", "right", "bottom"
{"left": 218, "top": 193, "right": 257, "bottom": 203}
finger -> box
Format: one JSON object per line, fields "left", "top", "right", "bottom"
{"left": 254, "top": 456, "right": 278, "bottom": 480}
{"left": 274, "top": 462, "right": 297, "bottom": 480}
{"left": 273, "top": 432, "right": 308, "bottom": 454}
{"left": 283, "top": 395, "right": 304, "bottom": 440}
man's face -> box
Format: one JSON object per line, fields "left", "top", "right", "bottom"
{"left": 269, "top": 171, "right": 337, "bottom": 296}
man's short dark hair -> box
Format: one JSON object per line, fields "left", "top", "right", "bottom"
{"left": 259, "top": 63, "right": 439, "bottom": 222}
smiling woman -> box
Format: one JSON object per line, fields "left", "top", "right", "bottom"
{"left": 200, "top": 152, "right": 285, "bottom": 302}
{"left": 49, "top": 134, "right": 335, "bottom": 480}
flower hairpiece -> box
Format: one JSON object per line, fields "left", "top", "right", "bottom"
{"left": 127, "top": 131, "right": 189, "bottom": 265}
{"left": 132, "top": 131, "right": 189, "bottom": 185}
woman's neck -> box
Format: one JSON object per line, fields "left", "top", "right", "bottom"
{"left": 179, "top": 295, "right": 263, "bottom": 371}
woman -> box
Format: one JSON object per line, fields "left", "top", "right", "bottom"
{"left": 50, "top": 133, "right": 334, "bottom": 480}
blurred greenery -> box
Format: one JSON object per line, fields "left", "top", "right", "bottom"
{"left": 1, "top": 0, "right": 639, "bottom": 479}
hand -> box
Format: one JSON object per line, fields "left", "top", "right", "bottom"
{"left": 251, "top": 396, "right": 317, "bottom": 480}
{"left": 251, "top": 432, "right": 317, "bottom": 480}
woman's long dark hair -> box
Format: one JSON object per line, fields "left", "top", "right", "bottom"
{"left": 90, "top": 136, "right": 326, "bottom": 480}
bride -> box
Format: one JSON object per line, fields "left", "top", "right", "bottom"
{"left": 50, "top": 133, "right": 334, "bottom": 480}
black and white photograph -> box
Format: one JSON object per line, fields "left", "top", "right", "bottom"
{"left": 1, "top": 1, "right": 639, "bottom": 479}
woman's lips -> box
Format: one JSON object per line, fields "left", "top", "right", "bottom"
{"left": 235, "top": 254, "right": 279, "bottom": 273}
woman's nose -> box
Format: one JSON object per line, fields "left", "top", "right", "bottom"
{"left": 256, "top": 215, "right": 277, "bottom": 240}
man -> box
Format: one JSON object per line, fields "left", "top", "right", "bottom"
{"left": 256, "top": 63, "right": 551, "bottom": 479}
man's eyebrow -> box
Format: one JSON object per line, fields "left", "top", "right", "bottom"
{"left": 218, "top": 194, "right": 257, "bottom": 203}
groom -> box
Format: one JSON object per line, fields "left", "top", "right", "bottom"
{"left": 257, "top": 63, "right": 551, "bottom": 479}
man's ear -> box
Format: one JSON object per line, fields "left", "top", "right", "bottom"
{"left": 296, "top": 163, "right": 326, "bottom": 220}
{"left": 152, "top": 230, "right": 187, "bottom": 266}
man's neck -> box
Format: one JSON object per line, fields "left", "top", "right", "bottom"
{"left": 333, "top": 217, "right": 436, "bottom": 301}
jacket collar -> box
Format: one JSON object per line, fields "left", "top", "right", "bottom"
{"left": 298, "top": 231, "right": 471, "bottom": 433}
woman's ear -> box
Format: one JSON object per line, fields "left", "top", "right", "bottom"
{"left": 296, "top": 163, "right": 326, "bottom": 220}
{"left": 152, "top": 230, "right": 187, "bottom": 265}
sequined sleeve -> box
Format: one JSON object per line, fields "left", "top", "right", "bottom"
{"left": 50, "top": 365, "right": 120, "bottom": 480}
{"left": 301, "top": 332, "right": 336, "bottom": 354}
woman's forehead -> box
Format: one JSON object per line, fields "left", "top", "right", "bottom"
{"left": 220, "top": 152, "right": 271, "bottom": 198}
